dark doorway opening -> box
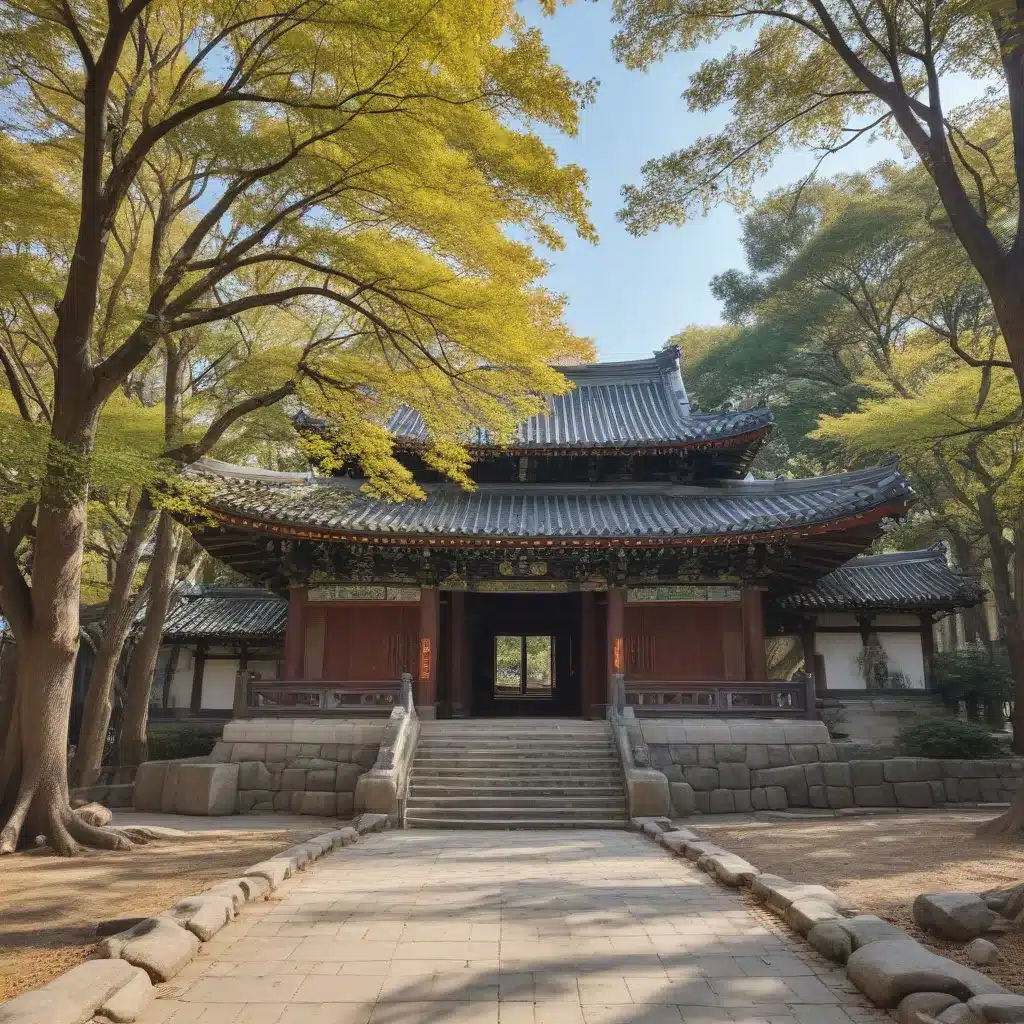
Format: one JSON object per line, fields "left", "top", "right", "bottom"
{"left": 469, "top": 593, "right": 582, "bottom": 717}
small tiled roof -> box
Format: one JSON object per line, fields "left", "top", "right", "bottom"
{"left": 780, "top": 545, "right": 984, "bottom": 612}
{"left": 383, "top": 347, "right": 772, "bottom": 452}
{"left": 189, "top": 460, "right": 911, "bottom": 543}
{"left": 161, "top": 586, "right": 287, "bottom": 640}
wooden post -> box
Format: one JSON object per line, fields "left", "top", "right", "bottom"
{"left": 606, "top": 587, "right": 626, "bottom": 708}
{"left": 450, "top": 590, "right": 469, "bottom": 717}
{"left": 741, "top": 587, "right": 767, "bottom": 680}
{"left": 920, "top": 612, "right": 936, "bottom": 690}
{"left": 581, "top": 590, "right": 599, "bottom": 719}
{"left": 283, "top": 585, "right": 307, "bottom": 680}
{"left": 418, "top": 586, "right": 440, "bottom": 718}
{"left": 801, "top": 622, "right": 824, "bottom": 695}
{"left": 233, "top": 642, "right": 248, "bottom": 718}
{"left": 189, "top": 641, "right": 207, "bottom": 715}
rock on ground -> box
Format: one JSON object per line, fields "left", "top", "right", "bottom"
{"left": 100, "top": 916, "right": 200, "bottom": 983}
{"left": 966, "top": 995, "right": 1024, "bottom": 1022}
{"left": 74, "top": 802, "right": 112, "bottom": 827}
{"left": 168, "top": 893, "right": 234, "bottom": 941}
{"left": 97, "top": 966, "right": 152, "bottom": 1023}
{"left": 787, "top": 898, "right": 844, "bottom": 935}
{"left": 0, "top": 959, "right": 137, "bottom": 1024}
{"left": 898, "top": 992, "right": 963, "bottom": 1024}
{"left": 808, "top": 920, "right": 854, "bottom": 964}
{"left": 913, "top": 892, "right": 999, "bottom": 941}
{"left": 846, "top": 938, "right": 1005, "bottom": 1007}
{"left": 967, "top": 938, "right": 1000, "bottom": 966}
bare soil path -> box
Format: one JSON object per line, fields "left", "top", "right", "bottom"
{"left": 695, "top": 810, "right": 1024, "bottom": 994}
{"left": 0, "top": 814, "right": 329, "bottom": 1000}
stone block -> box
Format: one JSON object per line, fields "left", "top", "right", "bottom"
{"left": 132, "top": 762, "right": 168, "bottom": 812}
{"left": 354, "top": 744, "right": 379, "bottom": 768}
{"left": 693, "top": 791, "right": 710, "bottom": 813}
{"left": 717, "top": 762, "right": 749, "bottom": 789}
{"left": 173, "top": 763, "right": 239, "bottom": 816}
{"left": 707, "top": 852, "right": 759, "bottom": 886}
{"left": 850, "top": 760, "right": 885, "bottom": 787}
{"left": 913, "top": 893, "right": 998, "bottom": 941}
{"left": 967, "top": 995, "right": 1024, "bottom": 1022}
{"left": 709, "top": 788, "right": 735, "bottom": 813}
{"left": 306, "top": 769, "right": 336, "bottom": 792}
{"left": 824, "top": 762, "right": 852, "bottom": 787}
{"left": 898, "top": 993, "right": 962, "bottom": 1024}
{"left": 758, "top": 878, "right": 854, "bottom": 915}
{"left": 804, "top": 763, "right": 825, "bottom": 787}
{"left": 768, "top": 745, "right": 793, "bottom": 767}
{"left": 979, "top": 778, "right": 1002, "bottom": 802}
{"left": 335, "top": 763, "right": 363, "bottom": 792}
{"left": 229, "top": 742, "right": 267, "bottom": 762}
{"left": 627, "top": 769, "right": 671, "bottom": 817}
{"left": 791, "top": 744, "right": 820, "bottom": 764}
{"left": 98, "top": 966, "right": 152, "bottom": 1023}
{"left": 280, "top": 768, "right": 306, "bottom": 791}
{"left": 765, "top": 786, "right": 787, "bottom": 810}
{"left": 754, "top": 765, "right": 808, "bottom": 805}
{"left": 670, "top": 781, "right": 696, "bottom": 815}
{"left": 817, "top": 743, "right": 838, "bottom": 762}
{"left": 697, "top": 743, "right": 717, "bottom": 766}
{"left": 715, "top": 743, "right": 747, "bottom": 762}
{"left": 209, "top": 742, "right": 233, "bottom": 762}
{"left": 683, "top": 766, "right": 719, "bottom": 791}
{"left": 244, "top": 858, "right": 290, "bottom": 889}
{"left": 930, "top": 780, "right": 948, "bottom": 804}
{"left": 854, "top": 784, "right": 896, "bottom": 807}
{"left": 290, "top": 791, "right": 305, "bottom": 812}
{"left": 272, "top": 792, "right": 291, "bottom": 811}
{"left": 885, "top": 758, "right": 942, "bottom": 783}
{"left": 750, "top": 787, "right": 769, "bottom": 810}
{"left": 237, "top": 761, "right": 271, "bottom": 791}
{"left": 669, "top": 743, "right": 698, "bottom": 766}
{"left": 953, "top": 778, "right": 982, "bottom": 802}
{"left": 661, "top": 763, "right": 683, "bottom": 782}
{"left": 846, "top": 938, "right": 1003, "bottom": 1007}
{"left": 168, "top": 893, "right": 234, "bottom": 941}
{"left": 745, "top": 745, "right": 769, "bottom": 769}
{"left": 5, "top": 959, "right": 140, "bottom": 1024}
{"left": 808, "top": 920, "right": 854, "bottom": 963}
{"left": 101, "top": 916, "right": 200, "bottom": 983}
{"left": 266, "top": 743, "right": 287, "bottom": 761}
{"left": 895, "top": 781, "right": 934, "bottom": 808}
{"left": 827, "top": 786, "right": 854, "bottom": 809}
{"left": 733, "top": 788, "right": 752, "bottom": 813}
{"left": 788, "top": 898, "right": 843, "bottom": 935}
{"left": 337, "top": 792, "right": 355, "bottom": 817}
{"left": 809, "top": 786, "right": 828, "bottom": 808}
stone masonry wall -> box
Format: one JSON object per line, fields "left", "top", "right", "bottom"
{"left": 647, "top": 743, "right": 1024, "bottom": 815}
{"left": 207, "top": 719, "right": 388, "bottom": 816}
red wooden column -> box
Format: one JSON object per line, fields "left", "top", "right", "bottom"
{"left": 606, "top": 587, "right": 626, "bottom": 707}
{"left": 282, "top": 586, "right": 308, "bottom": 680}
{"left": 418, "top": 586, "right": 440, "bottom": 718}
{"left": 741, "top": 586, "right": 767, "bottom": 680}
{"left": 449, "top": 590, "right": 469, "bottom": 717}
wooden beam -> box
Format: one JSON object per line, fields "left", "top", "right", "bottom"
{"left": 418, "top": 587, "right": 440, "bottom": 718}
{"left": 742, "top": 587, "right": 767, "bottom": 680}
{"left": 920, "top": 612, "right": 936, "bottom": 690}
{"left": 283, "top": 586, "right": 307, "bottom": 680}
{"left": 189, "top": 641, "right": 207, "bottom": 715}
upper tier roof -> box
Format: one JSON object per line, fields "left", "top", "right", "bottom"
{"left": 189, "top": 460, "right": 910, "bottom": 545}
{"left": 385, "top": 347, "right": 773, "bottom": 453}
{"left": 780, "top": 545, "right": 984, "bottom": 612}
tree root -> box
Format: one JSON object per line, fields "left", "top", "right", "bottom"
{"left": 975, "top": 795, "right": 1024, "bottom": 837}
{"left": 65, "top": 809, "right": 133, "bottom": 851}
{"left": 0, "top": 777, "right": 37, "bottom": 855}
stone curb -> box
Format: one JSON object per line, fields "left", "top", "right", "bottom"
{"left": 630, "top": 817, "right": 1017, "bottom": 1019}
{"left": 0, "top": 814, "right": 389, "bottom": 1024}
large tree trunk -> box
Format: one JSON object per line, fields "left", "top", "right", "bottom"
{"left": 71, "top": 497, "right": 157, "bottom": 787}
{"left": 0, "top": 457, "right": 131, "bottom": 854}
{"left": 977, "top": 493, "right": 1024, "bottom": 755}
{"left": 948, "top": 530, "right": 990, "bottom": 645}
{"left": 119, "top": 513, "right": 183, "bottom": 767}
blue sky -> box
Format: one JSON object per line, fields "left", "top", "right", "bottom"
{"left": 519, "top": 1, "right": 975, "bottom": 362}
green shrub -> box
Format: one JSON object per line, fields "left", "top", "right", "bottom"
{"left": 933, "top": 642, "right": 1013, "bottom": 725}
{"left": 147, "top": 727, "right": 218, "bottom": 761}
{"left": 898, "top": 717, "right": 1004, "bottom": 759}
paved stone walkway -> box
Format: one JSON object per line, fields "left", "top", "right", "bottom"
{"left": 138, "top": 830, "right": 891, "bottom": 1024}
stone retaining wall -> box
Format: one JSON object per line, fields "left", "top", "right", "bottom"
{"left": 206, "top": 719, "right": 389, "bottom": 816}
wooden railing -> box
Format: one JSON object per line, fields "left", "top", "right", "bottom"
{"left": 246, "top": 676, "right": 409, "bottom": 717}
{"left": 622, "top": 677, "right": 817, "bottom": 719}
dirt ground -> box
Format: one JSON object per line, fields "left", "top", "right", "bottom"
{"left": 0, "top": 824, "right": 324, "bottom": 1001}
{"left": 696, "top": 810, "right": 1024, "bottom": 994}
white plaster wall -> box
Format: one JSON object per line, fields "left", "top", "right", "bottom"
{"left": 201, "top": 659, "right": 238, "bottom": 709}
{"left": 816, "top": 633, "right": 865, "bottom": 689}
{"left": 246, "top": 659, "right": 279, "bottom": 681}
{"left": 165, "top": 647, "right": 194, "bottom": 709}
{"left": 879, "top": 631, "right": 926, "bottom": 688}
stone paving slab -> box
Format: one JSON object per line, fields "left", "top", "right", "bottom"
{"left": 135, "top": 830, "right": 892, "bottom": 1024}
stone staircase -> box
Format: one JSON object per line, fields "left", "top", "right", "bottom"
{"left": 405, "top": 719, "right": 628, "bottom": 829}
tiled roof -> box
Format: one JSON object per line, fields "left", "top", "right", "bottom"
{"left": 162, "top": 586, "right": 288, "bottom": 640}
{"left": 189, "top": 460, "right": 911, "bottom": 542}
{"left": 385, "top": 348, "right": 772, "bottom": 451}
{"left": 781, "top": 545, "right": 984, "bottom": 612}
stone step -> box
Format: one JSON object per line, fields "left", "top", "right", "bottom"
{"left": 415, "top": 743, "right": 615, "bottom": 753}
{"left": 413, "top": 755, "right": 620, "bottom": 765}
{"left": 406, "top": 803, "right": 626, "bottom": 818}
{"left": 409, "top": 778, "right": 624, "bottom": 792}
{"left": 405, "top": 814, "right": 628, "bottom": 829}
{"left": 407, "top": 794, "right": 627, "bottom": 809}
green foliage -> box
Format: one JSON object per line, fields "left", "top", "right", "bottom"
{"left": 898, "top": 716, "right": 1005, "bottom": 760}
{"left": 145, "top": 726, "right": 219, "bottom": 761}
{"left": 934, "top": 642, "right": 1014, "bottom": 710}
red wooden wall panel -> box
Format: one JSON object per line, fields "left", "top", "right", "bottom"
{"left": 307, "top": 604, "right": 419, "bottom": 680}
{"left": 623, "top": 603, "right": 744, "bottom": 681}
